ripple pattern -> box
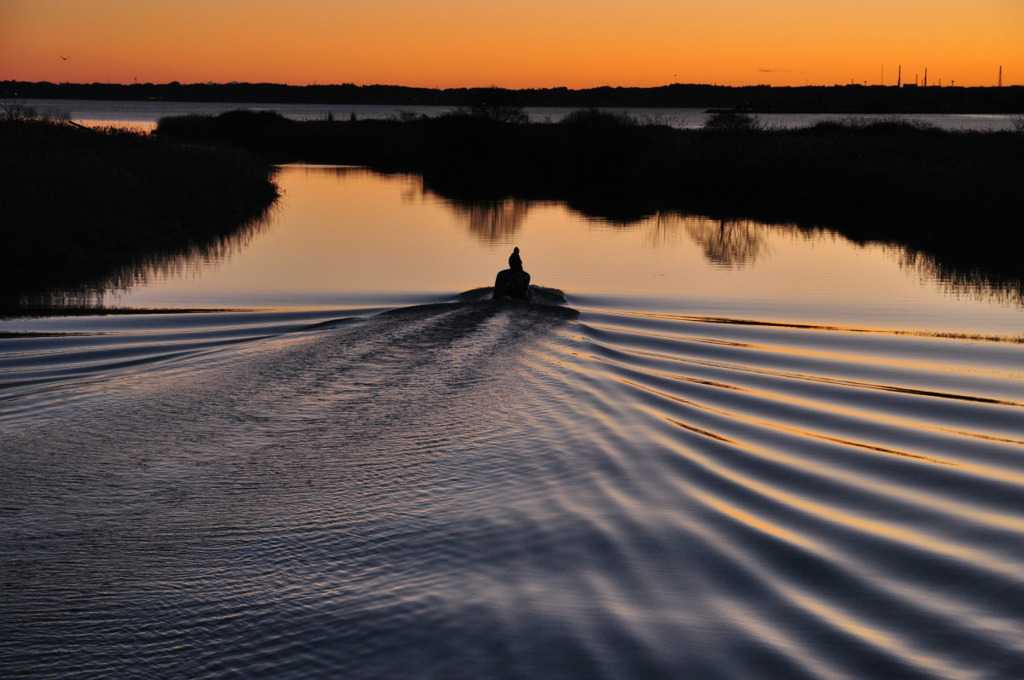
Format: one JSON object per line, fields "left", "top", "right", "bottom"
{"left": 2, "top": 302, "right": 1022, "bottom": 679}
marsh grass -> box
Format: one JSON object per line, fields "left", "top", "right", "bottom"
{"left": 1, "top": 118, "right": 278, "bottom": 308}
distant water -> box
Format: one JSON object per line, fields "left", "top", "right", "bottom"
{"left": 16, "top": 98, "right": 1022, "bottom": 131}
{"left": 2, "top": 167, "right": 1023, "bottom": 679}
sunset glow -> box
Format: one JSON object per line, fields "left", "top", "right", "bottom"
{"left": 3, "top": 0, "right": 1022, "bottom": 89}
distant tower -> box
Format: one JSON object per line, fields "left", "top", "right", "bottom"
{"left": 999, "top": 65, "right": 1003, "bottom": 87}
{"left": 897, "top": 65, "right": 902, "bottom": 88}
{"left": 923, "top": 68, "right": 927, "bottom": 87}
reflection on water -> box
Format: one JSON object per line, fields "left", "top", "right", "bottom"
{"left": 13, "top": 209, "right": 274, "bottom": 310}
{"left": 11, "top": 165, "right": 1020, "bottom": 331}
{"left": 891, "top": 246, "right": 1024, "bottom": 307}
{"left": 337, "top": 166, "right": 1020, "bottom": 308}
{"left": 681, "top": 217, "right": 769, "bottom": 268}
{"left": 449, "top": 198, "right": 535, "bottom": 242}
{"left": 2, "top": 164, "right": 1022, "bottom": 679}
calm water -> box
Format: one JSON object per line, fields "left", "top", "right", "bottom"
{"left": 17, "top": 98, "right": 1022, "bottom": 131}
{"left": 2, "top": 167, "right": 1023, "bottom": 679}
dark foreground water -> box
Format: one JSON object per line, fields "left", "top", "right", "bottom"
{"left": 2, "top": 167, "right": 1023, "bottom": 678}
{"left": 3, "top": 295, "right": 1022, "bottom": 679}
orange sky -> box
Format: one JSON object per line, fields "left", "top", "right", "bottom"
{"left": 2, "top": 0, "right": 1022, "bottom": 88}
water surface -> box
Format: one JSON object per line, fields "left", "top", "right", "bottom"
{"left": 2, "top": 166, "right": 1022, "bottom": 679}
{"left": 17, "top": 98, "right": 1022, "bottom": 131}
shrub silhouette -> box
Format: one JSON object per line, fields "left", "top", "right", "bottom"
{"left": 560, "top": 108, "right": 637, "bottom": 128}
{"left": 702, "top": 110, "right": 763, "bottom": 132}
{"left": 459, "top": 88, "right": 528, "bottom": 124}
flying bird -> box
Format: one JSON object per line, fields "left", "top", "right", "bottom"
{"left": 59, "top": 55, "right": 70, "bottom": 61}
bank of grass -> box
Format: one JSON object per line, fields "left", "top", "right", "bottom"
{"left": 157, "top": 108, "right": 1023, "bottom": 292}
{"left": 1, "top": 117, "right": 279, "bottom": 307}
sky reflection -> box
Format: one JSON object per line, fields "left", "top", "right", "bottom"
{"left": 88, "top": 165, "right": 1021, "bottom": 336}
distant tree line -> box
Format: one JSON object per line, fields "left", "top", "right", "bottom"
{"left": 4, "top": 80, "right": 1024, "bottom": 113}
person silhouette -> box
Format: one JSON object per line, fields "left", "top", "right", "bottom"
{"left": 494, "top": 246, "right": 531, "bottom": 300}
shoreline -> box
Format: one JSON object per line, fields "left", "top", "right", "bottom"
{"left": 5, "top": 80, "right": 1024, "bottom": 115}
{"left": 0, "top": 118, "right": 279, "bottom": 308}
{"left": 3, "top": 109, "right": 1021, "bottom": 309}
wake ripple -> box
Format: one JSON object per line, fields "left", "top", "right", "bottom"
{"left": 512, "top": 307, "right": 1024, "bottom": 679}
{"left": 1, "top": 302, "right": 1022, "bottom": 679}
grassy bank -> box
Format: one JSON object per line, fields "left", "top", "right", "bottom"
{"left": 1, "top": 117, "right": 279, "bottom": 308}
{"left": 156, "top": 109, "right": 1023, "bottom": 291}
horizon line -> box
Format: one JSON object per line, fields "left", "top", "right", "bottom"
{"left": 5, "top": 79, "right": 1022, "bottom": 91}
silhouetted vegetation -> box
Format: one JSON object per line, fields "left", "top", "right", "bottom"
{"left": 0, "top": 117, "right": 278, "bottom": 310}
{"left": 459, "top": 88, "right": 528, "bottom": 124}
{"left": 702, "top": 110, "right": 763, "bottom": 132}
{"left": 1, "top": 97, "right": 72, "bottom": 124}
{"left": 155, "top": 109, "right": 1023, "bottom": 297}
{"left": 5, "top": 80, "right": 1024, "bottom": 113}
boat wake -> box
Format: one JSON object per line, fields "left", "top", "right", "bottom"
{"left": 2, "top": 295, "right": 1023, "bottom": 679}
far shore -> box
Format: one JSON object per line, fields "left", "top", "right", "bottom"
{"left": 5, "top": 80, "right": 1024, "bottom": 114}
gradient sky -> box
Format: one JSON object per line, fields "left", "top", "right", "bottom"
{"left": 3, "top": 0, "right": 1022, "bottom": 89}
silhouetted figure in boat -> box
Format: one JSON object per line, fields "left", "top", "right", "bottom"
{"left": 494, "top": 246, "right": 531, "bottom": 301}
